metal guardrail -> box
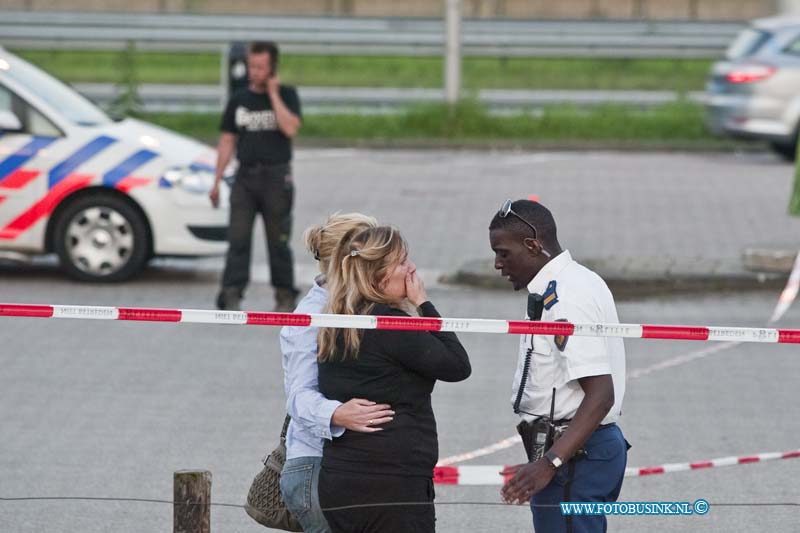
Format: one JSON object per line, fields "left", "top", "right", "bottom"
{"left": 0, "top": 11, "right": 742, "bottom": 58}
{"left": 73, "top": 82, "right": 706, "bottom": 114}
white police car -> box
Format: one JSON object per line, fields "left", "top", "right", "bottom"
{"left": 0, "top": 47, "right": 229, "bottom": 281}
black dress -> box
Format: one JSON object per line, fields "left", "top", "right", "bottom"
{"left": 317, "top": 301, "right": 471, "bottom": 533}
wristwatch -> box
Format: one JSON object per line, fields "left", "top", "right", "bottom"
{"left": 544, "top": 450, "right": 563, "bottom": 470}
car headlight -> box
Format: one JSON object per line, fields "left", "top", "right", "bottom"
{"left": 160, "top": 166, "right": 215, "bottom": 194}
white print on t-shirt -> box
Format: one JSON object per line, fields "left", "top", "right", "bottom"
{"left": 235, "top": 106, "right": 277, "bottom": 131}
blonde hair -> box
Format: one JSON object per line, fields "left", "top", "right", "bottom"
{"left": 303, "top": 212, "right": 378, "bottom": 275}
{"left": 318, "top": 226, "right": 408, "bottom": 362}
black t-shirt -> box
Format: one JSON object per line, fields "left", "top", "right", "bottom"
{"left": 318, "top": 302, "right": 471, "bottom": 478}
{"left": 220, "top": 86, "right": 302, "bottom": 166}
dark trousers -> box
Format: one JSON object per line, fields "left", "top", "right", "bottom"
{"left": 531, "top": 424, "right": 628, "bottom": 533}
{"left": 319, "top": 469, "right": 435, "bottom": 533}
{"left": 221, "top": 163, "right": 296, "bottom": 294}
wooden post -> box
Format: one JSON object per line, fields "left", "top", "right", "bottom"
{"left": 174, "top": 470, "right": 212, "bottom": 533}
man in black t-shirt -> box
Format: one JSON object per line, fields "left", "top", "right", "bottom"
{"left": 210, "top": 41, "right": 302, "bottom": 312}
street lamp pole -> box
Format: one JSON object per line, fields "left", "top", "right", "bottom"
{"left": 444, "top": 0, "right": 462, "bottom": 106}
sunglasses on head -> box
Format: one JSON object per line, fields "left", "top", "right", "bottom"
{"left": 498, "top": 199, "right": 551, "bottom": 258}
{"left": 499, "top": 199, "right": 540, "bottom": 239}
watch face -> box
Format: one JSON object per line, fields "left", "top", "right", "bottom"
{"left": 545, "top": 451, "right": 562, "bottom": 468}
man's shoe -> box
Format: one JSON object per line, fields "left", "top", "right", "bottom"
{"left": 216, "top": 288, "right": 242, "bottom": 311}
{"left": 273, "top": 288, "right": 298, "bottom": 313}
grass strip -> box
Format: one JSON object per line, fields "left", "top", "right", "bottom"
{"left": 140, "top": 100, "right": 720, "bottom": 145}
{"left": 13, "top": 49, "right": 711, "bottom": 92}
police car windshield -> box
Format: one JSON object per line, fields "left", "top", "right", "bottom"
{"left": 1, "top": 51, "right": 111, "bottom": 127}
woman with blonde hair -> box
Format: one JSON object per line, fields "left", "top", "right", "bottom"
{"left": 279, "top": 213, "right": 395, "bottom": 533}
{"left": 317, "top": 225, "right": 471, "bottom": 532}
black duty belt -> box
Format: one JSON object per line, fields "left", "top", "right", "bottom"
{"left": 517, "top": 419, "right": 616, "bottom": 463}
{"left": 553, "top": 419, "right": 616, "bottom": 430}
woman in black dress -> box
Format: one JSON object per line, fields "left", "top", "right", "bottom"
{"left": 316, "top": 225, "right": 471, "bottom": 533}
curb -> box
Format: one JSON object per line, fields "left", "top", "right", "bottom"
{"left": 440, "top": 251, "right": 795, "bottom": 299}
{"left": 295, "top": 138, "right": 770, "bottom": 154}
{"left": 742, "top": 247, "right": 799, "bottom": 273}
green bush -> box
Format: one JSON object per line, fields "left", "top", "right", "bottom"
{"left": 142, "top": 100, "right": 716, "bottom": 145}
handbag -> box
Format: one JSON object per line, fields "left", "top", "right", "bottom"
{"left": 245, "top": 415, "right": 303, "bottom": 531}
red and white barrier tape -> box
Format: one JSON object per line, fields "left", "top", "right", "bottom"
{"left": 438, "top": 436, "right": 523, "bottom": 466}
{"left": 1, "top": 303, "right": 799, "bottom": 344}
{"left": 433, "top": 449, "right": 800, "bottom": 485}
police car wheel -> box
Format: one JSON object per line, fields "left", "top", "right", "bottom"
{"left": 53, "top": 193, "right": 150, "bottom": 282}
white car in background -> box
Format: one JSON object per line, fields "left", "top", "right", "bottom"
{"left": 706, "top": 17, "right": 800, "bottom": 160}
{"left": 0, "top": 47, "right": 229, "bottom": 281}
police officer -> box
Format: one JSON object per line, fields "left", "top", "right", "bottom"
{"left": 210, "top": 41, "right": 301, "bottom": 312}
{"left": 489, "top": 199, "right": 628, "bottom": 533}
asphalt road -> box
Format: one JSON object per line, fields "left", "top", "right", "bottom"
{"left": 1, "top": 266, "right": 798, "bottom": 532}
{"left": 1, "top": 149, "right": 799, "bottom": 532}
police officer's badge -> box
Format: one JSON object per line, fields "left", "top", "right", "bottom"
{"left": 554, "top": 318, "right": 569, "bottom": 351}
{"left": 543, "top": 280, "right": 559, "bottom": 310}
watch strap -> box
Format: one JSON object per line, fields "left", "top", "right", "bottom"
{"left": 544, "top": 450, "right": 563, "bottom": 469}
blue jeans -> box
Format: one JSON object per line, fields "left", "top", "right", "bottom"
{"left": 531, "top": 424, "right": 628, "bottom": 533}
{"left": 280, "top": 456, "right": 331, "bottom": 533}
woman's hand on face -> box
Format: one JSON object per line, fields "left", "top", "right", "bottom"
{"left": 405, "top": 270, "right": 428, "bottom": 307}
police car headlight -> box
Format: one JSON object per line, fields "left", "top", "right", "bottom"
{"left": 161, "top": 167, "right": 214, "bottom": 194}
{"left": 161, "top": 167, "right": 185, "bottom": 185}
{"left": 179, "top": 172, "right": 214, "bottom": 193}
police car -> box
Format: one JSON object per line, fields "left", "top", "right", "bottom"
{"left": 0, "top": 47, "right": 229, "bottom": 281}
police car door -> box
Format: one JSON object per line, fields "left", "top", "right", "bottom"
{"left": 0, "top": 82, "right": 61, "bottom": 249}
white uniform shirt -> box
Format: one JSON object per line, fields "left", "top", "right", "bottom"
{"left": 511, "top": 250, "right": 626, "bottom": 426}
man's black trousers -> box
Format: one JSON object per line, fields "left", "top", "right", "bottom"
{"left": 221, "top": 164, "right": 295, "bottom": 294}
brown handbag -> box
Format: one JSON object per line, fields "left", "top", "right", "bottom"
{"left": 245, "top": 415, "right": 303, "bottom": 531}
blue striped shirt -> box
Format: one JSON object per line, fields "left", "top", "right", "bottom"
{"left": 279, "top": 282, "right": 344, "bottom": 460}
